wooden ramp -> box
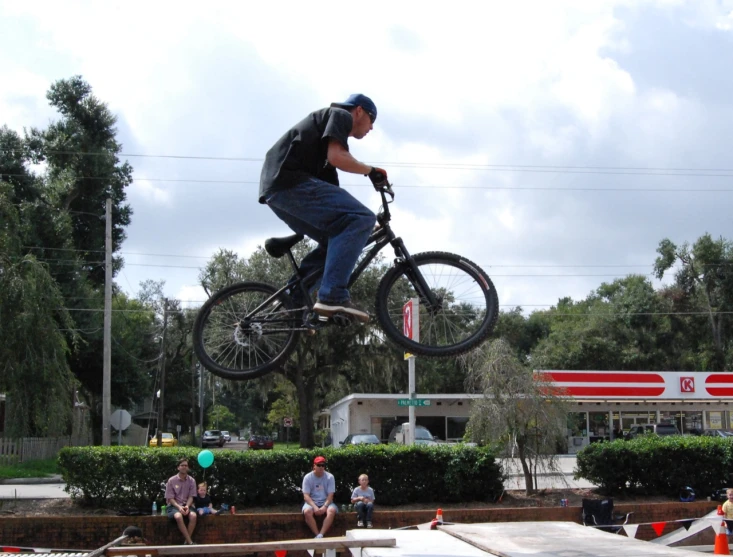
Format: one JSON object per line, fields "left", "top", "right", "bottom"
{"left": 106, "top": 535, "right": 395, "bottom": 557}
{"left": 438, "top": 522, "right": 708, "bottom": 557}
{"left": 347, "top": 529, "right": 490, "bottom": 557}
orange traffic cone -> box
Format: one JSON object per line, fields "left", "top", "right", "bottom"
{"left": 714, "top": 520, "right": 730, "bottom": 555}
{"left": 429, "top": 508, "right": 444, "bottom": 530}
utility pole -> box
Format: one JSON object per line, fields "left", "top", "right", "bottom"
{"left": 190, "top": 356, "right": 197, "bottom": 445}
{"left": 156, "top": 298, "right": 169, "bottom": 446}
{"left": 212, "top": 373, "right": 216, "bottom": 428}
{"left": 198, "top": 363, "right": 204, "bottom": 446}
{"left": 102, "top": 198, "right": 112, "bottom": 446}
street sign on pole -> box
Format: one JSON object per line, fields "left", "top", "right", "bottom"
{"left": 403, "top": 298, "right": 419, "bottom": 360}
{"left": 283, "top": 417, "right": 293, "bottom": 427}
{"left": 110, "top": 409, "right": 131, "bottom": 446}
{"left": 397, "top": 399, "right": 432, "bottom": 407}
{"left": 403, "top": 298, "right": 420, "bottom": 444}
{"left": 402, "top": 299, "right": 420, "bottom": 341}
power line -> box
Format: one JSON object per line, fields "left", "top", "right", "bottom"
{"left": 19, "top": 246, "right": 733, "bottom": 270}
{"left": 5, "top": 149, "right": 733, "bottom": 174}
{"left": 112, "top": 335, "right": 163, "bottom": 364}
{"left": 5, "top": 173, "right": 733, "bottom": 191}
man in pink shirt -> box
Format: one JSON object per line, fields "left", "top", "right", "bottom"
{"left": 165, "top": 458, "right": 198, "bottom": 545}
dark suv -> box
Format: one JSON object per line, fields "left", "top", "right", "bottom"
{"left": 202, "top": 429, "right": 225, "bottom": 447}
{"left": 625, "top": 423, "right": 680, "bottom": 440}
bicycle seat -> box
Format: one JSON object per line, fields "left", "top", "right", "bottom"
{"left": 265, "top": 233, "right": 304, "bottom": 258}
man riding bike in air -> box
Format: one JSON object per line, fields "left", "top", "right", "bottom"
{"left": 259, "top": 94, "right": 388, "bottom": 323}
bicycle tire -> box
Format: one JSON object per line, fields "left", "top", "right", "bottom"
{"left": 375, "top": 251, "right": 498, "bottom": 357}
{"left": 193, "top": 281, "right": 300, "bottom": 380}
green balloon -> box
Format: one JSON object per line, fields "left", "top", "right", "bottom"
{"left": 197, "top": 450, "right": 214, "bottom": 468}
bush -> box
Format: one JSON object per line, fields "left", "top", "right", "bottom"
{"left": 575, "top": 435, "right": 733, "bottom": 496}
{"left": 58, "top": 444, "right": 504, "bottom": 509}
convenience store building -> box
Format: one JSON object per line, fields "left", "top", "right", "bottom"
{"left": 326, "top": 371, "right": 733, "bottom": 453}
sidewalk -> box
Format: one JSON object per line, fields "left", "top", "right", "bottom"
{"left": 0, "top": 475, "right": 69, "bottom": 499}
{"left": 502, "top": 455, "right": 596, "bottom": 490}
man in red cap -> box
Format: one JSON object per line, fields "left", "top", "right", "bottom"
{"left": 302, "top": 456, "right": 337, "bottom": 538}
{"left": 259, "top": 94, "right": 388, "bottom": 323}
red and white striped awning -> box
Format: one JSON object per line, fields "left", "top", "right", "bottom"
{"left": 535, "top": 370, "right": 733, "bottom": 400}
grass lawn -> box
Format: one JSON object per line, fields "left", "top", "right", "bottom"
{"left": 272, "top": 442, "right": 304, "bottom": 451}
{"left": 0, "top": 458, "right": 61, "bottom": 480}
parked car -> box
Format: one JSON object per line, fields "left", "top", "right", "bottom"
{"left": 149, "top": 433, "right": 178, "bottom": 447}
{"left": 701, "top": 429, "right": 733, "bottom": 438}
{"left": 624, "top": 423, "right": 680, "bottom": 440}
{"left": 221, "top": 430, "right": 232, "bottom": 443}
{"left": 388, "top": 424, "right": 438, "bottom": 445}
{"left": 248, "top": 435, "right": 274, "bottom": 450}
{"left": 340, "top": 433, "right": 381, "bottom": 446}
{"left": 202, "top": 429, "right": 225, "bottom": 447}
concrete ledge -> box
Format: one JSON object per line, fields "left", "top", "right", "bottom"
{"left": 0, "top": 501, "right": 717, "bottom": 551}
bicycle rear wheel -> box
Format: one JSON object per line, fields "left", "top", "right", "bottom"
{"left": 193, "top": 282, "right": 300, "bottom": 380}
{"left": 375, "top": 252, "right": 498, "bottom": 357}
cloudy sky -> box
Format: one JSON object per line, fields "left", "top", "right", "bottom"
{"left": 2, "top": 0, "right": 733, "bottom": 314}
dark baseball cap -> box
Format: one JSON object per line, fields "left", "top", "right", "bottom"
{"left": 331, "top": 93, "right": 377, "bottom": 122}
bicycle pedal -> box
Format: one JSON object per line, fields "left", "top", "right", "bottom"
{"left": 332, "top": 313, "right": 353, "bottom": 328}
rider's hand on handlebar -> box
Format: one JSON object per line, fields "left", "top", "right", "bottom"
{"left": 367, "top": 167, "right": 389, "bottom": 190}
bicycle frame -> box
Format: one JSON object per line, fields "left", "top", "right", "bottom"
{"left": 245, "top": 188, "right": 440, "bottom": 323}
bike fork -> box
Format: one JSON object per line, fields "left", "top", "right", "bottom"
{"left": 391, "top": 238, "right": 440, "bottom": 309}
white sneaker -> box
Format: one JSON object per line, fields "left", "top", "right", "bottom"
{"left": 367, "top": 521, "right": 373, "bottom": 528}
{"left": 315, "top": 533, "right": 323, "bottom": 539}
{"left": 314, "top": 299, "right": 369, "bottom": 323}
{"left": 357, "top": 520, "right": 364, "bottom": 527}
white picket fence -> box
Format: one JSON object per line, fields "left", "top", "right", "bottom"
{"left": 0, "top": 436, "right": 88, "bottom": 465}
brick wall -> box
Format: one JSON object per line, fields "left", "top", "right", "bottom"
{"left": 0, "top": 501, "right": 717, "bottom": 550}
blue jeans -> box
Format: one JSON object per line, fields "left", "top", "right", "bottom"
{"left": 266, "top": 178, "right": 376, "bottom": 303}
{"left": 355, "top": 501, "right": 373, "bottom": 521}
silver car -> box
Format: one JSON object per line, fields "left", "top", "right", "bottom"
{"left": 202, "top": 429, "right": 224, "bottom": 447}
{"left": 340, "top": 434, "right": 381, "bottom": 446}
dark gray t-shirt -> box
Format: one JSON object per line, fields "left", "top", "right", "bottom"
{"left": 259, "top": 107, "right": 353, "bottom": 203}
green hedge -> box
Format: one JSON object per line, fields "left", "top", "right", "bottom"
{"left": 58, "top": 444, "right": 503, "bottom": 509}
{"left": 575, "top": 436, "right": 733, "bottom": 495}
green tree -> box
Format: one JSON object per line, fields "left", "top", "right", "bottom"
{"left": 11, "top": 77, "right": 137, "bottom": 440}
{"left": 0, "top": 182, "right": 78, "bottom": 436}
{"left": 655, "top": 234, "right": 733, "bottom": 370}
{"left": 531, "top": 276, "right": 674, "bottom": 371}
{"left": 207, "top": 404, "right": 237, "bottom": 431}
{"left": 26, "top": 75, "right": 132, "bottom": 287}
{"left": 465, "top": 338, "right": 568, "bottom": 494}
{"left": 266, "top": 381, "right": 299, "bottom": 430}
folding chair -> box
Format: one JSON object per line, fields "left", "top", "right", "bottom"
{"left": 581, "top": 498, "right": 633, "bottom": 534}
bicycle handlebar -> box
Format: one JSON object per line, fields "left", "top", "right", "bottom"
{"left": 376, "top": 181, "right": 395, "bottom": 200}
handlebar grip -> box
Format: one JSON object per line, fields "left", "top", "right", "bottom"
{"left": 371, "top": 169, "right": 386, "bottom": 183}
{"left": 368, "top": 167, "right": 387, "bottom": 187}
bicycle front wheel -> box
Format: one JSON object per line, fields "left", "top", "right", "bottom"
{"left": 193, "top": 282, "right": 300, "bottom": 380}
{"left": 376, "top": 252, "right": 498, "bottom": 357}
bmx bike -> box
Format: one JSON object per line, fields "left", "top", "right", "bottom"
{"left": 193, "top": 183, "right": 499, "bottom": 380}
